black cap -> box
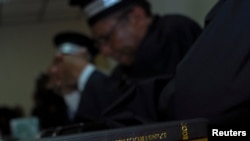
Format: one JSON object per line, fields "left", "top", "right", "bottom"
{"left": 69, "top": 0, "right": 150, "bottom": 25}
{"left": 53, "top": 32, "right": 99, "bottom": 57}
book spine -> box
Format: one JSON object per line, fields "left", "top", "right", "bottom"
{"left": 110, "top": 119, "right": 207, "bottom": 141}
{"left": 31, "top": 118, "right": 208, "bottom": 141}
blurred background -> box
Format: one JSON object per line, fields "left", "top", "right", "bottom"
{"left": 0, "top": 0, "right": 217, "bottom": 117}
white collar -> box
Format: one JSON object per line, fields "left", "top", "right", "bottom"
{"left": 63, "top": 64, "right": 96, "bottom": 120}
{"left": 63, "top": 90, "right": 81, "bottom": 120}
{"left": 78, "top": 63, "right": 96, "bottom": 92}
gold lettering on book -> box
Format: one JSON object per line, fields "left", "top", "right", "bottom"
{"left": 181, "top": 123, "right": 189, "bottom": 140}
{"left": 116, "top": 132, "right": 167, "bottom": 141}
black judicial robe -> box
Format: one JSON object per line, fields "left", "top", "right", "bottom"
{"left": 100, "top": 75, "right": 173, "bottom": 128}
{"left": 73, "top": 70, "right": 121, "bottom": 123}
{"left": 111, "top": 14, "right": 202, "bottom": 89}
{"left": 164, "top": 0, "right": 250, "bottom": 127}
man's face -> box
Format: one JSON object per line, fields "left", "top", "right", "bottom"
{"left": 92, "top": 17, "right": 139, "bottom": 66}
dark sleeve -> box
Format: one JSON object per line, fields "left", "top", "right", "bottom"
{"left": 169, "top": 0, "right": 250, "bottom": 128}
{"left": 75, "top": 70, "right": 125, "bottom": 122}
{"left": 75, "top": 71, "right": 108, "bottom": 122}
{"left": 161, "top": 15, "right": 203, "bottom": 61}
{"left": 148, "top": 15, "right": 203, "bottom": 76}
{"left": 100, "top": 75, "right": 174, "bottom": 128}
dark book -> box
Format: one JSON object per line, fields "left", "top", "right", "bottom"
{"left": 24, "top": 118, "right": 208, "bottom": 141}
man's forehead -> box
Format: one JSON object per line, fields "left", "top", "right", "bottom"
{"left": 92, "top": 18, "right": 117, "bottom": 34}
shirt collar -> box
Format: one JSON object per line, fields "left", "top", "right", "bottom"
{"left": 78, "top": 63, "right": 96, "bottom": 92}
{"left": 63, "top": 90, "right": 81, "bottom": 120}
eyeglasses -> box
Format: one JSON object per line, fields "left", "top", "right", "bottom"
{"left": 96, "top": 9, "right": 132, "bottom": 46}
{"left": 95, "top": 20, "right": 122, "bottom": 47}
{"left": 95, "top": 8, "right": 132, "bottom": 47}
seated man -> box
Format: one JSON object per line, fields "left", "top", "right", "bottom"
{"left": 70, "top": 0, "right": 202, "bottom": 91}
{"left": 102, "top": 0, "right": 250, "bottom": 130}
{"left": 47, "top": 32, "right": 118, "bottom": 124}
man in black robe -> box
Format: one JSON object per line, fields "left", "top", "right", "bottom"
{"left": 103, "top": 0, "right": 250, "bottom": 130}
{"left": 70, "top": 0, "right": 202, "bottom": 91}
